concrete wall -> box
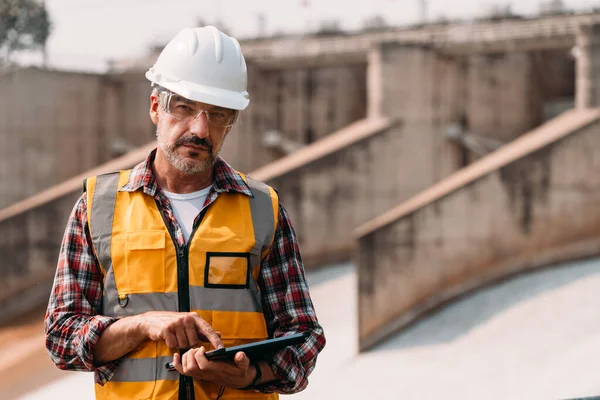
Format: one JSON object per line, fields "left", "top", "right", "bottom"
{"left": 220, "top": 63, "right": 367, "bottom": 173}
{"left": 356, "top": 116, "right": 600, "bottom": 350}
{"left": 368, "top": 42, "right": 565, "bottom": 182}
{"left": 467, "top": 52, "right": 539, "bottom": 142}
{"left": 0, "top": 64, "right": 366, "bottom": 209}
{"left": 264, "top": 43, "right": 571, "bottom": 266}
{"left": 0, "top": 69, "right": 154, "bottom": 209}
{"left": 262, "top": 45, "right": 464, "bottom": 265}
{"left": 466, "top": 50, "right": 575, "bottom": 140}
{"left": 0, "top": 191, "right": 81, "bottom": 321}
{"left": 268, "top": 124, "right": 397, "bottom": 266}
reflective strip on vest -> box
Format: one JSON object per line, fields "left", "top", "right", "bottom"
{"left": 88, "top": 173, "right": 120, "bottom": 275}
{"left": 111, "top": 356, "right": 179, "bottom": 382}
{"left": 101, "top": 286, "right": 264, "bottom": 316}
{"left": 247, "top": 176, "right": 276, "bottom": 265}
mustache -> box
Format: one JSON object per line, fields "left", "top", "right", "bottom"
{"left": 175, "top": 135, "right": 213, "bottom": 150}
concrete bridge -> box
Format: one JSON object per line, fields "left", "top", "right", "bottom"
{"left": 241, "top": 12, "right": 600, "bottom": 68}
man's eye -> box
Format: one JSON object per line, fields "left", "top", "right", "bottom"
{"left": 176, "top": 105, "right": 193, "bottom": 112}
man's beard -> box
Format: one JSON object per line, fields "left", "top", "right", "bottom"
{"left": 157, "top": 128, "right": 218, "bottom": 175}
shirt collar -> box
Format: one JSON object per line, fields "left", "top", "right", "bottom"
{"left": 119, "top": 149, "right": 253, "bottom": 198}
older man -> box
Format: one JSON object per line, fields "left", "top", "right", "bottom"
{"left": 45, "top": 26, "right": 325, "bottom": 400}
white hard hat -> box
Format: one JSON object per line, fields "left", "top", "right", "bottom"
{"left": 146, "top": 26, "right": 250, "bottom": 110}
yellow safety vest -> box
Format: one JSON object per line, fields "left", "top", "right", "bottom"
{"left": 86, "top": 169, "right": 280, "bottom": 400}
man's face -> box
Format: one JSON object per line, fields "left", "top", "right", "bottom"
{"left": 150, "top": 91, "right": 234, "bottom": 175}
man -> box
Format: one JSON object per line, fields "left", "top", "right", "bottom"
{"left": 45, "top": 26, "right": 325, "bottom": 400}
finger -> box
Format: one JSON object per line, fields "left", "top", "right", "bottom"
{"left": 172, "top": 353, "right": 184, "bottom": 374}
{"left": 234, "top": 351, "right": 249, "bottom": 370}
{"left": 183, "top": 316, "right": 200, "bottom": 348}
{"left": 163, "top": 329, "right": 178, "bottom": 349}
{"left": 174, "top": 326, "right": 189, "bottom": 350}
{"left": 193, "top": 346, "right": 209, "bottom": 371}
{"left": 183, "top": 350, "right": 196, "bottom": 375}
{"left": 193, "top": 317, "right": 223, "bottom": 349}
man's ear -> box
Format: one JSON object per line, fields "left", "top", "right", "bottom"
{"left": 149, "top": 93, "right": 160, "bottom": 125}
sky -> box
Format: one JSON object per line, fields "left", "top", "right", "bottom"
{"left": 15, "top": 0, "right": 600, "bottom": 72}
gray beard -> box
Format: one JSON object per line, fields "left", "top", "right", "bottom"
{"left": 156, "top": 130, "right": 217, "bottom": 175}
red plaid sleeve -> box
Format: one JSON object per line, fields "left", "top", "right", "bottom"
{"left": 256, "top": 202, "right": 326, "bottom": 394}
{"left": 44, "top": 194, "right": 120, "bottom": 385}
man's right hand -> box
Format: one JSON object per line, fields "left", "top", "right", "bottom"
{"left": 138, "top": 311, "right": 223, "bottom": 350}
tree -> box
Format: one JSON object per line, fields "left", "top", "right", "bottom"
{"left": 0, "top": 0, "right": 51, "bottom": 65}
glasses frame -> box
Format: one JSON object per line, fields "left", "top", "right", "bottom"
{"left": 158, "top": 91, "right": 238, "bottom": 128}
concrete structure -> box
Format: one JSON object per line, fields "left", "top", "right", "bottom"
{"left": 575, "top": 23, "right": 600, "bottom": 108}
{"left": 0, "top": 64, "right": 366, "bottom": 208}
{"left": 222, "top": 62, "right": 367, "bottom": 173}
{"left": 7, "top": 13, "right": 600, "bottom": 210}
{"left": 0, "top": 69, "right": 153, "bottom": 208}
{"left": 355, "top": 108, "right": 600, "bottom": 350}
{"left": 2, "top": 13, "right": 600, "bottom": 323}
{"left": 240, "top": 13, "right": 600, "bottom": 67}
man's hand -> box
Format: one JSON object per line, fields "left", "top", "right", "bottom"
{"left": 172, "top": 347, "right": 257, "bottom": 389}
{"left": 138, "top": 311, "right": 223, "bottom": 350}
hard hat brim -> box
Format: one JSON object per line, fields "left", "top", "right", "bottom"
{"left": 146, "top": 71, "right": 250, "bottom": 111}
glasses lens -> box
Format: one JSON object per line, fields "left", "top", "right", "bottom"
{"left": 165, "top": 93, "right": 235, "bottom": 127}
{"left": 167, "top": 95, "right": 196, "bottom": 119}
{"left": 206, "top": 109, "right": 236, "bottom": 127}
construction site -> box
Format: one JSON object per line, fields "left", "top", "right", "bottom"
{"left": 2, "top": 9, "right": 600, "bottom": 399}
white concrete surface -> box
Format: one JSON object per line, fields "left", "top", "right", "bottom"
{"left": 21, "top": 258, "right": 600, "bottom": 400}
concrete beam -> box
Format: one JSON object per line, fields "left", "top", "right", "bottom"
{"left": 243, "top": 13, "right": 600, "bottom": 68}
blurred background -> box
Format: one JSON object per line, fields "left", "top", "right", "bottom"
{"left": 2, "top": 0, "right": 600, "bottom": 399}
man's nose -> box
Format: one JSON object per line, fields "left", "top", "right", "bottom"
{"left": 188, "top": 111, "right": 210, "bottom": 137}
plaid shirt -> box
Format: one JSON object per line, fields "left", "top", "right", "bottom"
{"left": 44, "top": 150, "right": 325, "bottom": 394}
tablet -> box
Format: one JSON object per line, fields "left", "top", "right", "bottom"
{"left": 205, "top": 331, "right": 310, "bottom": 361}
{"left": 165, "top": 331, "right": 309, "bottom": 370}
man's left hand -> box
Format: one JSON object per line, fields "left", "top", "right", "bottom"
{"left": 172, "top": 347, "right": 256, "bottom": 389}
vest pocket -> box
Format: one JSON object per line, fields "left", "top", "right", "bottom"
{"left": 121, "top": 231, "right": 166, "bottom": 294}
{"left": 204, "top": 252, "right": 250, "bottom": 289}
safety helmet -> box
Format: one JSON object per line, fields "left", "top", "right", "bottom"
{"left": 145, "top": 26, "right": 250, "bottom": 111}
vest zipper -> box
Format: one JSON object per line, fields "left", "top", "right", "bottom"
{"left": 156, "top": 199, "right": 209, "bottom": 400}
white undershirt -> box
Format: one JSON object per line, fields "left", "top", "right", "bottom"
{"left": 162, "top": 185, "right": 213, "bottom": 243}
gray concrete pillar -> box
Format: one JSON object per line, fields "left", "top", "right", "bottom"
{"left": 367, "top": 46, "right": 383, "bottom": 119}
{"left": 576, "top": 24, "right": 600, "bottom": 109}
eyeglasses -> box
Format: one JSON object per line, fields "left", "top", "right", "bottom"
{"left": 159, "top": 91, "right": 238, "bottom": 128}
